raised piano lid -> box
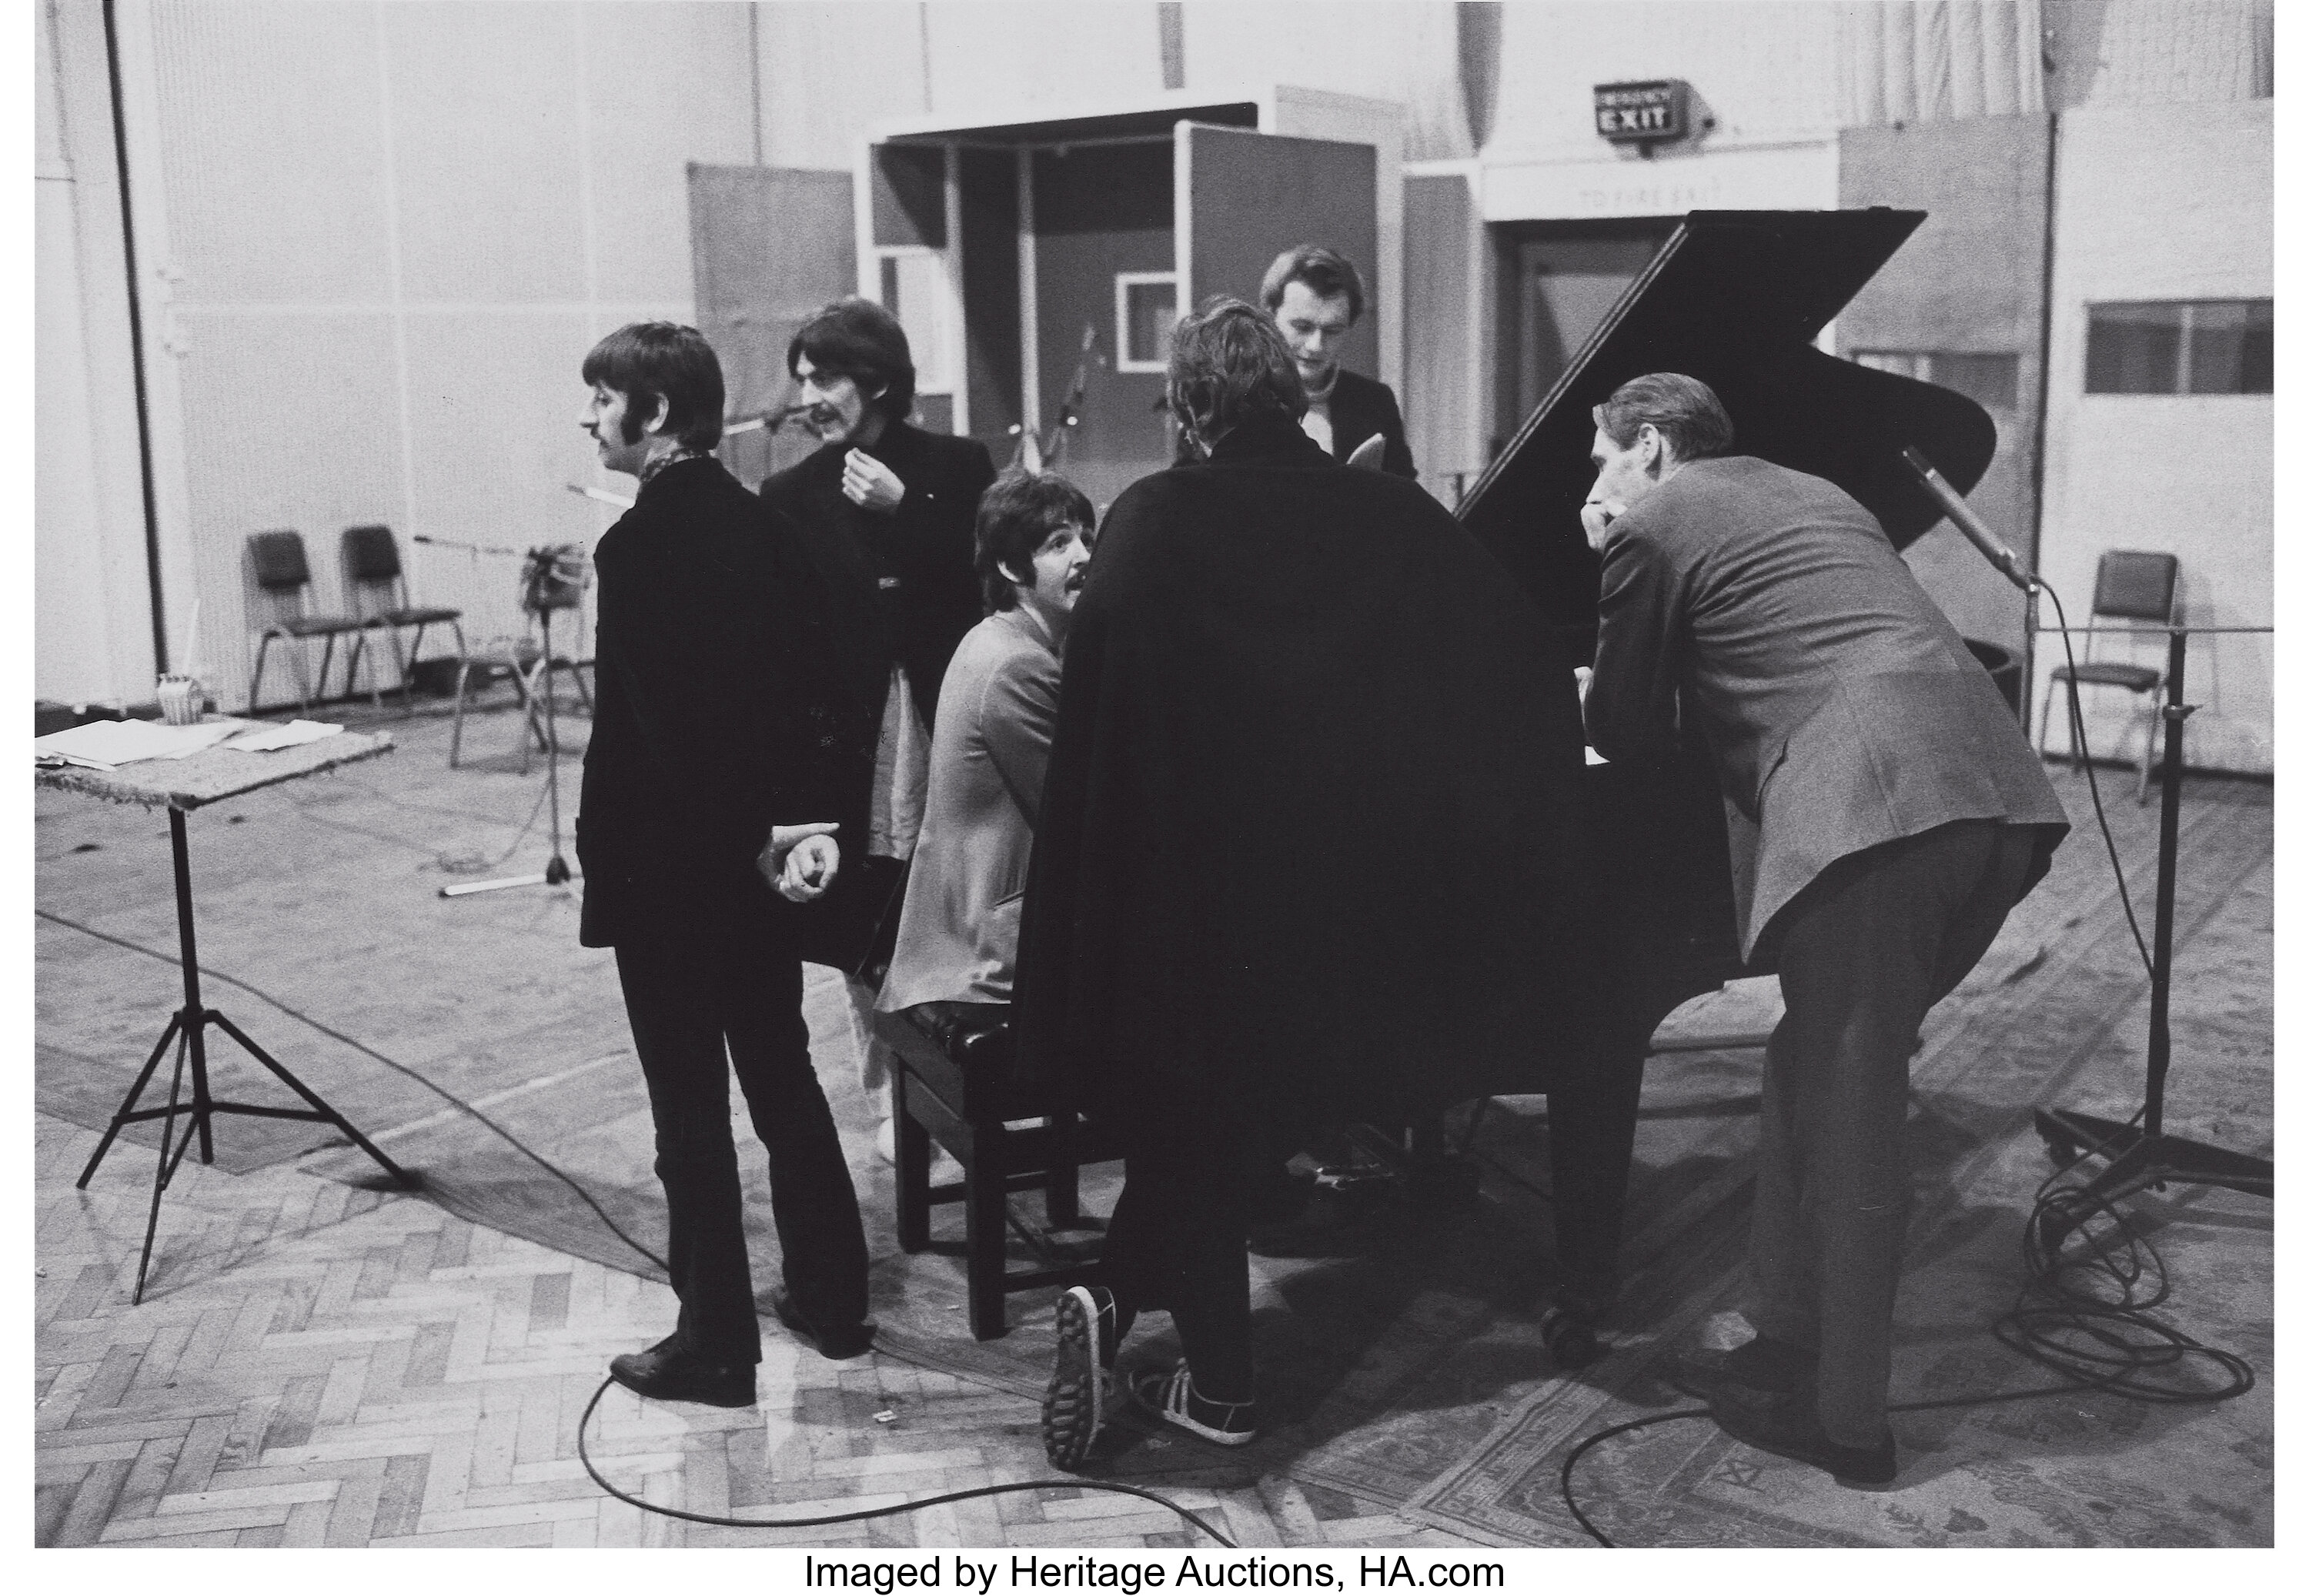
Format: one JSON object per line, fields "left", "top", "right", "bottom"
{"left": 1455, "top": 208, "right": 1997, "bottom": 638}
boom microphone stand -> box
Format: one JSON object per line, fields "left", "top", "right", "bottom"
{"left": 422, "top": 537, "right": 591, "bottom": 899}
{"left": 1901, "top": 451, "right": 2274, "bottom": 1230}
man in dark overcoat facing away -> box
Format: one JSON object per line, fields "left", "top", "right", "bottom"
{"left": 757, "top": 298, "right": 997, "bottom": 1160}
{"left": 1581, "top": 372, "right": 2069, "bottom": 1486}
{"left": 575, "top": 322, "right": 874, "bottom": 1407}
{"left": 1020, "top": 299, "right": 1607, "bottom": 1466}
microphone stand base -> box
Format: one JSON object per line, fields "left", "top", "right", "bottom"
{"left": 439, "top": 869, "right": 582, "bottom": 899}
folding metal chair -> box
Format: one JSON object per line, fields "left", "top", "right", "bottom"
{"left": 2037, "top": 550, "right": 2180, "bottom": 803}
{"left": 340, "top": 525, "right": 467, "bottom": 711}
{"left": 246, "top": 531, "right": 364, "bottom": 715}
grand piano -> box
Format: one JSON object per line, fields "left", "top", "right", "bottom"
{"left": 1443, "top": 208, "right": 2000, "bottom": 1358}
{"left": 886, "top": 209, "right": 2004, "bottom": 1348}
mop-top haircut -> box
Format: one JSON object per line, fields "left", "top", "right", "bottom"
{"left": 581, "top": 322, "right": 726, "bottom": 452}
{"left": 1166, "top": 295, "right": 1308, "bottom": 442}
{"left": 1592, "top": 372, "right": 1736, "bottom": 463}
{"left": 975, "top": 469, "right": 1095, "bottom": 612}
{"left": 788, "top": 297, "right": 917, "bottom": 422}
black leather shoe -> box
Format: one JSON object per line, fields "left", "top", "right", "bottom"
{"left": 608, "top": 1337, "right": 756, "bottom": 1408}
{"left": 1707, "top": 1384, "right": 1897, "bottom": 1488}
{"left": 1674, "top": 1334, "right": 1819, "bottom": 1401}
{"left": 770, "top": 1290, "right": 875, "bottom": 1360}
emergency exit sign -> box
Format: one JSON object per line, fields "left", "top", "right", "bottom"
{"left": 1593, "top": 80, "right": 1691, "bottom": 145}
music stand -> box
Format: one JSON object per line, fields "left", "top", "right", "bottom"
{"left": 42, "top": 728, "right": 414, "bottom": 1303}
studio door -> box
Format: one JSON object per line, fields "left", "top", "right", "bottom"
{"left": 687, "top": 165, "right": 859, "bottom": 490}
{"left": 1177, "top": 123, "right": 1379, "bottom": 372}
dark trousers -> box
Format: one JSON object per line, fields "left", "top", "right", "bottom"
{"left": 1747, "top": 819, "right": 2040, "bottom": 1444}
{"left": 615, "top": 920, "right": 869, "bottom": 1365}
{"left": 1098, "top": 1113, "right": 1283, "bottom": 1405}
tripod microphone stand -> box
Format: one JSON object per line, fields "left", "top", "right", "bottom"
{"left": 433, "top": 541, "right": 591, "bottom": 899}
{"left": 1901, "top": 451, "right": 2273, "bottom": 1234}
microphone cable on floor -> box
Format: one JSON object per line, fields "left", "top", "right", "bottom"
{"left": 573, "top": 1374, "right": 1237, "bottom": 1545}
{"left": 38, "top": 907, "right": 1237, "bottom": 1545}
{"left": 1559, "top": 1107, "right": 2257, "bottom": 1546}
{"left": 2038, "top": 580, "right": 2155, "bottom": 980}
{"left": 35, "top": 907, "right": 667, "bottom": 1273}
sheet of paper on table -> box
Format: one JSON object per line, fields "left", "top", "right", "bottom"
{"left": 32, "top": 717, "right": 258, "bottom": 770}
{"left": 224, "top": 719, "right": 343, "bottom": 753}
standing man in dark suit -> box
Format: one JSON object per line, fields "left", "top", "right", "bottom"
{"left": 576, "top": 322, "right": 874, "bottom": 1406}
{"left": 757, "top": 298, "right": 997, "bottom": 1160}
{"left": 1258, "top": 244, "right": 1415, "bottom": 479}
{"left": 1580, "top": 372, "right": 2069, "bottom": 1487}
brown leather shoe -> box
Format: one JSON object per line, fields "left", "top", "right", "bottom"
{"left": 608, "top": 1337, "right": 756, "bottom": 1407}
{"left": 770, "top": 1290, "right": 875, "bottom": 1360}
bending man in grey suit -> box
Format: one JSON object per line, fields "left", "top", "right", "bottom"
{"left": 1581, "top": 373, "right": 2069, "bottom": 1487}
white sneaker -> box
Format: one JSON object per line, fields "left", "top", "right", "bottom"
{"left": 1129, "top": 1359, "right": 1258, "bottom": 1446}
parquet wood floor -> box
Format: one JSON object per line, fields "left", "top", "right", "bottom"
{"left": 34, "top": 1113, "right": 1476, "bottom": 1550}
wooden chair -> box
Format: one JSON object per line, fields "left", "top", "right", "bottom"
{"left": 2037, "top": 550, "right": 2180, "bottom": 803}
{"left": 246, "top": 531, "right": 364, "bottom": 715}
{"left": 340, "top": 525, "right": 466, "bottom": 710}
{"left": 874, "top": 1003, "right": 1124, "bottom": 1339}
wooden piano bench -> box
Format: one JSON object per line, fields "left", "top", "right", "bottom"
{"left": 871, "top": 1003, "right": 1125, "bottom": 1339}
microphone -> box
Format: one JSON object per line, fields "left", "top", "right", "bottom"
{"left": 1900, "top": 446, "right": 2037, "bottom": 593}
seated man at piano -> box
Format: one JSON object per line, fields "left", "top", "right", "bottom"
{"left": 1580, "top": 372, "right": 2068, "bottom": 1487}
{"left": 877, "top": 468, "right": 1095, "bottom": 1029}
{"left": 1017, "top": 297, "right": 1606, "bottom": 1467}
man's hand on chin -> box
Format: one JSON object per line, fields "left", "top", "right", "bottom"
{"left": 1580, "top": 499, "right": 1628, "bottom": 555}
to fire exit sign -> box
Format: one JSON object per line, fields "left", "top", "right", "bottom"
{"left": 1593, "top": 80, "right": 1691, "bottom": 145}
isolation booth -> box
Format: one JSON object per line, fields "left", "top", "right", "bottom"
{"left": 687, "top": 86, "right": 1405, "bottom": 509}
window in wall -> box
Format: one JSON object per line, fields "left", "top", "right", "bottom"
{"left": 2085, "top": 299, "right": 2272, "bottom": 395}
{"left": 1115, "top": 273, "right": 1179, "bottom": 373}
{"left": 1850, "top": 349, "right": 2020, "bottom": 411}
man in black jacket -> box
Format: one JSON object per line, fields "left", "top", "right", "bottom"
{"left": 576, "top": 322, "right": 873, "bottom": 1407}
{"left": 758, "top": 298, "right": 996, "bottom": 1158}
{"left": 1259, "top": 244, "right": 1415, "bottom": 479}
{"left": 1021, "top": 300, "right": 1602, "bottom": 1467}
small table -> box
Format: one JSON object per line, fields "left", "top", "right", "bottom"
{"left": 38, "top": 723, "right": 414, "bottom": 1301}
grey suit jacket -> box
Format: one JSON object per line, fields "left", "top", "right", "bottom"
{"left": 1585, "top": 455, "right": 2067, "bottom": 959}
{"left": 877, "top": 606, "right": 1062, "bottom": 1011}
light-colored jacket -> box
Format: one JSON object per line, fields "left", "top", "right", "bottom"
{"left": 1585, "top": 455, "right": 2068, "bottom": 959}
{"left": 877, "top": 606, "right": 1062, "bottom": 1012}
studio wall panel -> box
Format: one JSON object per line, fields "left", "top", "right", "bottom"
{"left": 149, "top": 0, "right": 393, "bottom": 305}
{"left": 399, "top": 309, "right": 621, "bottom": 646}
{"left": 757, "top": 1, "right": 927, "bottom": 172}
{"left": 383, "top": 2, "right": 588, "bottom": 304}
{"left": 580, "top": 2, "right": 754, "bottom": 306}
{"left": 169, "top": 311, "right": 403, "bottom": 706}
